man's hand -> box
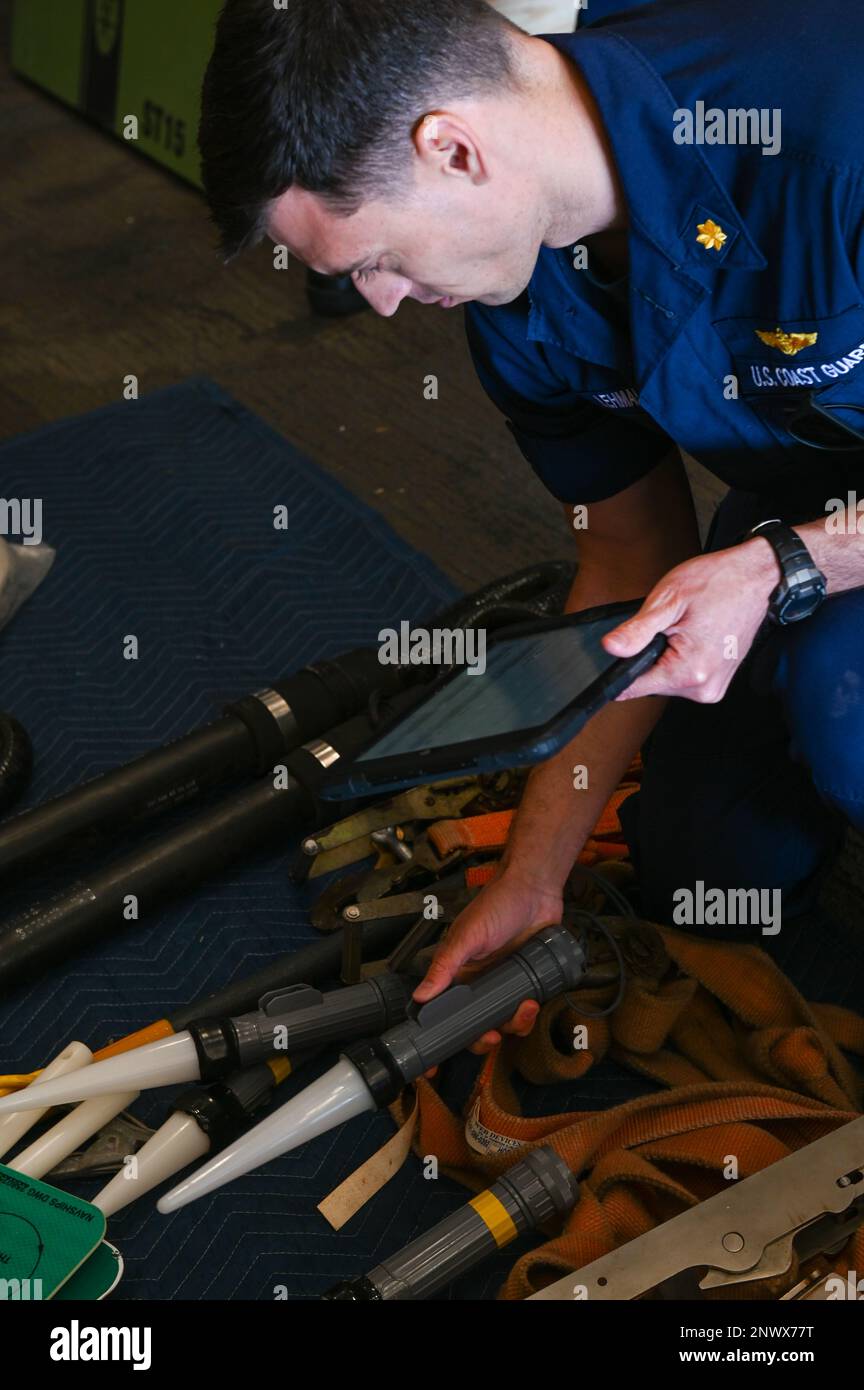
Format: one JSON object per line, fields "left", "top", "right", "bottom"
{"left": 603, "top": 540, "right": 778, "bottom": 703}
{"left": 413, "top": 868, "right": 564, "bottom": 1054}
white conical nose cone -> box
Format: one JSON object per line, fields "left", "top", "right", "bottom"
{"left": 94, "top": 1111, "right": 211, "bottom": 1217}
{"left": 158, "top": 1058, "right": 374, "bottom": 1213}
{"left": 0, "top": 1032, "right": 199, "bottom": 1115}
{"left": 0, "top": 1042, "right": 93, "bottom": 1160}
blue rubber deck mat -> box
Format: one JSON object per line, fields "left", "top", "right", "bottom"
{"left": 0, "top": 378, "right": 861, "bottom": 1301}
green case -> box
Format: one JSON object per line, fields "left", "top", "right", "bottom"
{"left": 54, "top": 1240, "right": 124, "bottom": 1300}
{"left": 11, "top": 0, "right": 224, "bottom": 188}
{"left": 0, "top": 1163, "right": 106, "bottom": 1300}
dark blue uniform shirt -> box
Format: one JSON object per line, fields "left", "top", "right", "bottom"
{"left": 466, "top": 0, "right": 864, "bottom": 505}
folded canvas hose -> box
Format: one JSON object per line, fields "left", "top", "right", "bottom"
{"left": 326, "top": 760, "right": 864, "bottom": 1299}
{"left": 387, "top": 925, "right": 864, "bottom": 1299}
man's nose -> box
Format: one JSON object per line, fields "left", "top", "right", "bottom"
{"left": 353, "top": 273, "right": 414, "bottom": 318}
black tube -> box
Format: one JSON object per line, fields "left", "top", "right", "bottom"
{"left": 0, "top": 719, "right": 250, "bottom": 872}
{"left": 0, "top": 778, "right": 310, "bottom": 991}
{"left": 0, "top": 702, "right": 418, "bottom": 993}
{"left": 0, "top": 563, "right": 570, "bottom": 883}
{"left": 0, "top": 651, "right": 407, "bottom": 882}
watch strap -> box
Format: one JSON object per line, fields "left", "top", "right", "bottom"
{"left": 748, "top": 519, "right": 827, "bottom": 623}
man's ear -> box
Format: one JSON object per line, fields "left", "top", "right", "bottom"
{"left": 414, "top": 112, "right": 489, "bottom": 184}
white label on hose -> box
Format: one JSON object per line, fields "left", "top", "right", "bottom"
{"left": 465, "top": 1098, "right": 526, "bottom": 1156}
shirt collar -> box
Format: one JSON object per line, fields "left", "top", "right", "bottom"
{"left": 543, "top": 28, "right": 768, "bottom": 279}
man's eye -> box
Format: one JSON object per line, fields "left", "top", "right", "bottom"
{"left": 355, "top": 266, "right": 379, "bottom": 283}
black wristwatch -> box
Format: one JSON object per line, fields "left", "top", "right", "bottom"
{"left": 747, "top": 519, "right": 827, "bottom": 625}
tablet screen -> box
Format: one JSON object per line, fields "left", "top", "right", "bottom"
{"left": 355, "top": 614, "right": 625, "bottom": 761}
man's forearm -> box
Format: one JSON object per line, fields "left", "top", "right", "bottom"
{"left": 498, "top": 693, "right": 663, "bottom": 893}
{"left": 789, "top": 515, "right": 864, "bottom": 595}
{"left": 498, "top": 454, "right": 699, "bottom": 893}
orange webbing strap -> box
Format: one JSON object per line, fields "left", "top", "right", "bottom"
{"left": 394, "top": 1057, "right": 860, "bottom": 1299}
{"left": 465, "top": 863, "right": 498, "bottom": 890}
{"left": 428, "top": 755, "right": 642, "bottom": 863}
{"left": 463, "top": 847, "right": 625, "bottom": 895}
{"left": 428, "top": 810, "right": 514, "bottom": 856}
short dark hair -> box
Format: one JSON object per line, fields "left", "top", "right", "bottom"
{"left": 199, "top": 0, "right": 518, "bottom": 259}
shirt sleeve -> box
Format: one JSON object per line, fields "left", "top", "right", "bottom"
{"left": 465, "top": 296, "right": 675, "bottom": 504}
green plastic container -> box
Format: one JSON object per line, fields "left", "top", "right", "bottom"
{"left": 11, "top": 0, "right": 223, "bottom": 188}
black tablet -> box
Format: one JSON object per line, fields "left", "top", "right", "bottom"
{"left": 317, "top": 600, "right": 666, "bottom": 800}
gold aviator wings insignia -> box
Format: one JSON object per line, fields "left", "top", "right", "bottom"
{"left": 755, "top": 327, "right": 819, "bottom": 356}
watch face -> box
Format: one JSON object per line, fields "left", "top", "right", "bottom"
{"left": 776, "top": 585, "right": 825, "bottom": 624}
